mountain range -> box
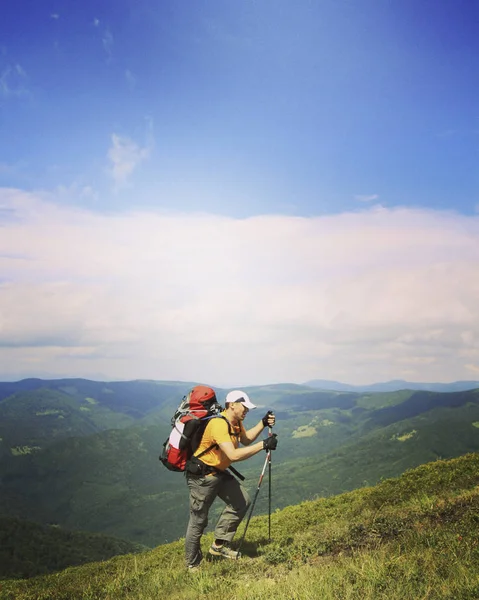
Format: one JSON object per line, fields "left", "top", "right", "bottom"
{"left": 1, "top": 376, "right": 479, "bottom": 579}
{"left": 303, "top": 378, "right": 479, "bottom": 393}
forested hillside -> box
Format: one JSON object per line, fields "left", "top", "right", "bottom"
{"left": 0, "top": 517, "right": 146, "bottom": 580}
{"left": 1, "top": 379, "right": 479, "bottom": 552}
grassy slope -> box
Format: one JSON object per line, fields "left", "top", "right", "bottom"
{"left": 2, "top": 453, "right": 479, "bottom": 600}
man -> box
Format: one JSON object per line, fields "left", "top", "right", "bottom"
{"left": 184, "top": 389, "right": 277, "bottom": 570}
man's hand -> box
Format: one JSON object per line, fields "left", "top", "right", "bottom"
{"left": 262, "top": 411, "right": 275, "bottom": 428}
{"left": 263, "top": 434, "right": 278, "bottom": 451}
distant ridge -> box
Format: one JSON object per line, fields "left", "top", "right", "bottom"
{"left": 303, "top": 378, "right": 479, "bottom": 393}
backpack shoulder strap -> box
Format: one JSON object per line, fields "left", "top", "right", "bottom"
{"left": 217, "top": 414, "right": 241, "bottom": 440}
{"left": 195, "top": 414, "right": 239, "bottom": 457}
{"left": 194, "top": 415, "right": 223, "bottom": 458}
{"left": 196, "top": 442, "right": 217, "bottom": 459}
{"left": 196, "top": 415, "right": 245, "bottom": 481}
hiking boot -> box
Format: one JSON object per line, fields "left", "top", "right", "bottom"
{"left": 208, "top": 543, "right": 241, "bottom": 560}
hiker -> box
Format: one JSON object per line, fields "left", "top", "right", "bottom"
{"left": 184, "top": 389, "right": 277, "bottom": 569}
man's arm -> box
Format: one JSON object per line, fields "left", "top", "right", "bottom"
{"left": 240, "top": 412, "right": 276, "bottom": 446}
{"left": 219, "top": 440, "right": 265, "bottom": 462}
{"left": 240, "top": 421, "right": 264, "bottom": 446}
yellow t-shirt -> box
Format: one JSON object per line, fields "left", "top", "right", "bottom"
{"left": 194, "top": 412, "right": 245, "bottom": 471}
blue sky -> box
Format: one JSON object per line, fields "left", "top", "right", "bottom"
{"left": 0, "top": 1, "right": 478, "bottom": 386}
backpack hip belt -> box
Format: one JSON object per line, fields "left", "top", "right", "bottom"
{"left": 186, "top": 449, "right": 245, "bottom": 481}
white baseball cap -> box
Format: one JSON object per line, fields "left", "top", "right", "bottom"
{"left": 225, "top": 390, "right": 256, "bottom": 409}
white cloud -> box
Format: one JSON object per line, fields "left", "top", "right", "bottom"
{"left": 125, "top": 69, "right": 136, "bottom": 90}
{"left": 1, "top": 187, "right": 479, "bottom": 386}
{"left": 355, "top": 194, "right": 379, "bottom": 203}
{"left": 0, "top": 64, "right": 29, "bottom": 98}
{"left": 107, "top": 134, "right": 151, "bottom": 188}
{"left": 93, "top": 18, "right": 100, "bottom": 27}
{"left": 102, "top": 28, "right": 113, "bottom": 60}
{"left": 50, "top": 13, "right": 60, "bottom": 20}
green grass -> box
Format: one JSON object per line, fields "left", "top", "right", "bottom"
{"left": 2, "top": 453, "right": 479, "bottom": 600}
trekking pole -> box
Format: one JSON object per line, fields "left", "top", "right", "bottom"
{"left": 236, "top": 449, "right": 270, "bottom": 555}
{"left": 268, "top": 424, "right": 272, "bottom": 542}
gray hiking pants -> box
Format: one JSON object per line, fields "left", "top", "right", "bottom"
{"left": 185, "top": 471, "right": 251, "bottom": 567}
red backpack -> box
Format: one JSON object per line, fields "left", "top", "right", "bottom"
{"left": 159, "top": 386, "right": 222, "bottom": 472}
